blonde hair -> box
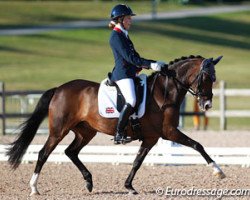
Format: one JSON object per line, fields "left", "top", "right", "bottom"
{"left": 108, "top": 20, "right": 117, "bottom": 29}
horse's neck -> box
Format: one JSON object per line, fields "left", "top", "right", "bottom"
{"left": 172, "top": 58, "right": 202, "bottom": 104}
{"left": 148, "top": 74, "right": 182, "bottom": 109}
{"left": 177, "top": 59, "right": 202, "bottom": 85}
{"left": 147, "top": 58, "right": 202, "bottom": 110}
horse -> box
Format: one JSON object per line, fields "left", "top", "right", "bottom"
{"left": 6, "top": 55, "right": 225, "bottom": 196}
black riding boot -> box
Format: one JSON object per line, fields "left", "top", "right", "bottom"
{"left": 114, "top": 103, "right": 133, "bottom": 144}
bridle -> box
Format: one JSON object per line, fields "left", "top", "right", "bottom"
{"left": 173, "top": 63, "right": 214, "bottom": 100}
{"left": 151, "top": 58, "right": 216, "bottom": 109}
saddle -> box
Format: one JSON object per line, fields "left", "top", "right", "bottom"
{"left": 98, "top": 74, "right": 147, "bottom": 140}
{"left": 106, "top": 73, "right": 144, "bottom": 114}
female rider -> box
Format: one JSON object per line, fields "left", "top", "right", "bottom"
{"left": 109, "top": 4, "right": 166, "bottom": 144}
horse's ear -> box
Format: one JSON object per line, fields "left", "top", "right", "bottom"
{"left": 213, "top": 56, "right": 223, "bottom": 65}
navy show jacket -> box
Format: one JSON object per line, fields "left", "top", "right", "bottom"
{"left": 109, "top": 28, "right": 154, "bottom": 81}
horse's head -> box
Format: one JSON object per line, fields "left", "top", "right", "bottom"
{"left": 150, "top": 55, "right": 222, "bottom": 111}
{"left": 183, "top": 56, "right": 223, "bottom": 111}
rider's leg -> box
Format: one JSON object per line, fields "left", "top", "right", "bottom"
{"left": 114, "top": 103, "right": 134, "bottom": 144}
{"left": 114, "top": 78, "right": 136, "bottom": 144}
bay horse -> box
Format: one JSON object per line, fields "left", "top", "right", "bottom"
{"left": 6, "top": 55, "right": 225, "bottom": 196}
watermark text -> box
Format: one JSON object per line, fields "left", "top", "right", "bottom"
{"left": 155, "top": 187, "right": 250, "bottom": 198}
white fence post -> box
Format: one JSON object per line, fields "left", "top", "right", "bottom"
{"left": 20, "top": 96, "right": 28, "bottom": 114}
{"left": 219, "top": 81, "right": 226, "bottom": 130}
{"left": 151, "top": 0, "right": 157, "bottom": 19}
{"left": 0, "top": 82, "right": 6, "bottom": 135}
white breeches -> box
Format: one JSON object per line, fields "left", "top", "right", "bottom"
{"left": 116, "top": 78, "right": 136, "bottom": 107}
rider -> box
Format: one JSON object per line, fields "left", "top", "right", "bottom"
{"left": 109, "top": 4, "right": 166, "bottom": 144}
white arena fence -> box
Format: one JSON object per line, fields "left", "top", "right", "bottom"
{"left": 1, "top": 141, "right": 250, "bottom": 167}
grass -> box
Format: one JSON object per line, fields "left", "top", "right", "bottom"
{"left": 0, "top": 2, "right": 249, "bottom": 130}
{"left": 0, "top": 29, "right": 113, "bottom": 89}
{"left": 134, "top": 12, "right": 250, "bottom": 89}
{"left": 0, "top": 1, "right": 199, "bottom": 28}
{"left": 0, "top": 10, "right": 249, "bottom": 90}
{"left": 2, "top": 1, "right": 248, "bottom": 28}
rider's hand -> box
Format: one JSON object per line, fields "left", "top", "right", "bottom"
{"left": 150, "top": 61, "right": 166, "bottom": 71}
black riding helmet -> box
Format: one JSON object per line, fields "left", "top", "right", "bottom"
{"left": 110, "top": 4, "right": 136, "bottom": 20}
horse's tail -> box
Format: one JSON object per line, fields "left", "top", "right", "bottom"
{"left": 6, "top": 87, "right": 57, "bottom": 169}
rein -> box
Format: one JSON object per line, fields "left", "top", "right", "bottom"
{"left": 149, "top": 71, "right": 171, "bottom": 110}
{"left": 173, "top": 73, "right": 200, "bottom": 97}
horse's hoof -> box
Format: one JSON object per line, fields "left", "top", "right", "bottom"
{"left": 86, "top": 181, "right": 93, "bottom": 192}
{"left": 128, "top": 189, "right": 138, "bottom": 195}
{"left": 29, "top": 191, "right": 40, "bottom": 196}
{"left": 214, "top": 171, "right": 226, "bottom": 179}
{"left": 126, "top": 186, "right": 138, "bottom": 195}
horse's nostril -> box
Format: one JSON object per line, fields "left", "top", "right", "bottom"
{"left": 205, "top": 102, "right": 212, "bottom": 110}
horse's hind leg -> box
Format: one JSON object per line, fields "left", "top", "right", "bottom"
{"left": 167, "top": 128, "right": 225, "bottom": 179}
{"left": 29, "top": 128, "right": 69, "bottom": 196}
{"left": 65, "top": 122, "right": 96, "bottom": 192}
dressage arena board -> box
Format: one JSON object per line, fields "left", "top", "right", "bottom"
{"left": 1, "top": 142, "right": 250, "bottom": 167}
{"left": 1, "top": 131, "right": 250, "bottom": 167}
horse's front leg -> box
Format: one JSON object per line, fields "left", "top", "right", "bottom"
{"left": 165, "top": 127, "right": 225, "bottom": 179}
{"left": 125, "top": 138, "right": 158, "bottom": 194}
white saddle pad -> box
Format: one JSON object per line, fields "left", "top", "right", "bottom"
{"left": 98, "top": 74, "right": 147, "bottom": 118}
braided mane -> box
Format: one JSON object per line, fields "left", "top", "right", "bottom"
{"left": 148, "top": 55, "right": 204, "bottom": 81}
{"left": 168, "top": 55, "right": 204, "bottom": 68}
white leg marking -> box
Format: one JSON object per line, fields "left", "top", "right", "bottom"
{"left": 209, "top": 162, "right": 226, "bottom": 179}
{"left": 29, "top": 173, "right": 40, "bottom": 196}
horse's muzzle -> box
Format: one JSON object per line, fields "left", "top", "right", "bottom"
{"left": 199, "top": 100, "right": 212, "bottom": 111}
